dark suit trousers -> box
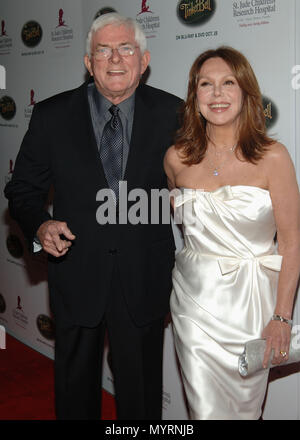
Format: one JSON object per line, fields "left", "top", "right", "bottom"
{"left": 53, "top": 263, "right": 165, "bottom": 420}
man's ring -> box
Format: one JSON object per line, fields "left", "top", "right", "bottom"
{"left": 280, "top": 350, "right": 287, "bottom": 357}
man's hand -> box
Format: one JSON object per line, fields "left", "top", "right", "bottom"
{"left": 36, "top": 220, "right": 76, "bottom": 257}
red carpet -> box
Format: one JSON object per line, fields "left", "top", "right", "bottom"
{"left": 0, "top": 334, "right": 116, "bottom": 420}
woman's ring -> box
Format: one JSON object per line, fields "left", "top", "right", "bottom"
{"left": 280, "top": 350, "right": 287, "bottom": 357}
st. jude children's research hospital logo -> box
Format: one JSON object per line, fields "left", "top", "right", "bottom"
{"left": 0, "top": 19, "right": 13, "bottom": 54}
{"left": 13, "top": 296, "right": 28, "bottom": 328}
{"left": 136, "top": 1, "right": 160, "bottom": 37}
{"left": 24, "top": 89, "right": 37, "bottom": 123}
{"left": 5, "top": 159, "right": 14, "bottom": 185}
{"left": 177, "top": 0, "right": 216, "bottom": 25}
{"left": 51, "top": 9, "right": 74, "bottom": 48}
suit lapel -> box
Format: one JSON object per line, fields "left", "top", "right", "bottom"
{"left": 69, "top": 80, "right": 108, "bottom": 186}
{"left": 124, "top": 85, "right": 155, "bottom": 189}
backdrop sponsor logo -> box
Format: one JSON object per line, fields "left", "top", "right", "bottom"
{"left": 4, "top": 159, "right": 14, "bottom": 184}
{"left": 136, "top": 0, "right": 160, "bottom": 38}
{"left": 51, "top": 9, "right": 74, "bottom": 49}
{"left": 0, "top": 65, "right": 5, "bottom": 89}
{"left": 1, "top": 19, "right": 7, "bottom": 36}
{"left": 233, "top": 0, "right": 276, "bottom": 27}
{"left": 36, "top": 314, "right": 55, "bottom": 340}
{"left": 0, "top": 19, "right": 12, "bottom": 55}
{"left": 177, "top": 0, "right": 216, "bottom": 26}
{"left": 0, "top": 293, "right": 6, "bottom": 314}
{"left": 0, "top": 95, "right": 16, "bottom": 120}
{"left": 24, "top": 89, "right": 36, "bottom": 123}
{"left": 262, "top": 96, "right": 278, "bottom": 129}
{"left": 21, "top": 20, "right": 43, "bottom": 48}
{"left": 29, "top": 89, "right": 36, "bottom": 106}
{"left": 6, "top": 234, "right": 24, "bottom": 259}
{"left": 137, "top": 0, "right": 153, "bottom": 15}
{"left": 94, "top": 7, "right": 117, "bottom": 19}
{"left": 12, "top": 296, "right": 28, "bottom": 328}
{"left": 16, "top": 296, "right": 23, "bottom": 311}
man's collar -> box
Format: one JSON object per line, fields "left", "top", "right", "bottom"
{"left": 88, "top": 80, "right": 135, "bottom": 118}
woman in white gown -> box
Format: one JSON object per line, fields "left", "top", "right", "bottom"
{"left": 164, "top": 47, "right": 300, "bottom": 420}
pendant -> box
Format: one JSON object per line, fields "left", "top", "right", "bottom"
{"left": 213, "top": 169, "right": 219, "bottom": 176}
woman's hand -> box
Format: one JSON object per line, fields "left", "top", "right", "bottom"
{"left": 261, "top": 320, "right": 291, "bottom": 368}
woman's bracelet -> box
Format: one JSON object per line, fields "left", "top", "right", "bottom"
{"left": 271, "top": 314, "right": 293, "bottom": 327}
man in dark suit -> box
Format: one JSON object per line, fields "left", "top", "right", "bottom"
{"left": 4, "top": 13, "right": 182, "bottom": 420}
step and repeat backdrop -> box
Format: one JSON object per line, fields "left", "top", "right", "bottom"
{"left": 0, "top": 0, "right": 299, "bottom": 419}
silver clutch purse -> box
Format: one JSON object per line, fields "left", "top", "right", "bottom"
{"left": 238, "top": 333, "right": 300, "bottom": 377}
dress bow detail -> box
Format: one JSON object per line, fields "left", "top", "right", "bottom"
{"left": 174, "top": 185, "right": 234, "bottom": 208}
{"left": 218, "top": 254, "right": 282, "bottom": 275}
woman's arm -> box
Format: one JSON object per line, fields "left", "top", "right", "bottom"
{"left": 262, "top": 142, "right": 300, "bottom": 367}
{"left": 164, "top": 145, "right": 178, "bottom": 210}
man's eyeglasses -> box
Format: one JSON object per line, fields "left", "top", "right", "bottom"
{"left": 92, "top": 44, "right": 139, "bottom": 60}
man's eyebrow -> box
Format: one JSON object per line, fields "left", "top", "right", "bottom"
{"left": 95, "top": 41, "right": 132, "bottom": 48}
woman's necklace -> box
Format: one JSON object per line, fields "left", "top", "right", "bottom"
{"left": 206, "top": 144, "right": 237, "bottom": 177}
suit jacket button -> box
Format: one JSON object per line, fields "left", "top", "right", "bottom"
{"left": 108, "top": 249, "right": 118, "bottom": 255}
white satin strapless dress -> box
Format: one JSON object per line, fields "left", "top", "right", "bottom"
{"left": 170, "top": 185, "right": 282, "bottom": 420}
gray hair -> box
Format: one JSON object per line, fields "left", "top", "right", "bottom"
{"left": 86, "top": 13, "right": 147, "bottom": 57}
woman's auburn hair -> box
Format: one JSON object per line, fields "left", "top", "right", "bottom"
{"left": 175, "top": 46, "right": 274, "bottom": 165}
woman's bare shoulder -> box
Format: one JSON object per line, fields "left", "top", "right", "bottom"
{"left": 262, "top": 141, "right": 298, "bottom": 192}
{"left": 164, "top": 145, "right": 185, "bottom": 172}
{"left": 264, "top": 141, "right": 291, "bottom": 164}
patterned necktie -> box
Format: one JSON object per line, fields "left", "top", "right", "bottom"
{"left": 100, "top": 105, "right": 123, "bottom": 200}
